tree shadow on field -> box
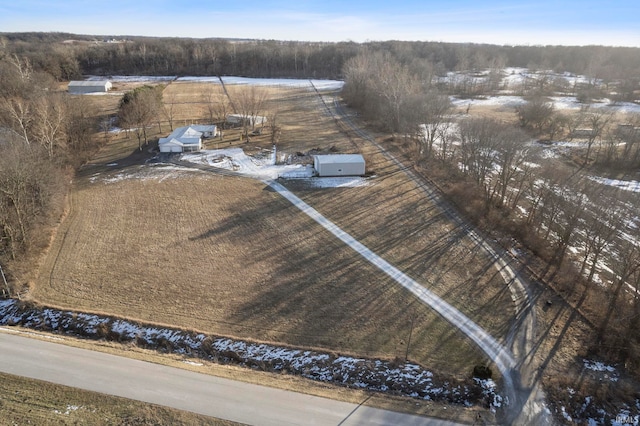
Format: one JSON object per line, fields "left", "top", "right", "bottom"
{"left": 209, "top": 177, "right": 519, "bottom": 370}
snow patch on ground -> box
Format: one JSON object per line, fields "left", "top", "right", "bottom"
{"left": 182, "top": 360, "right": 204, "bottom": 366}
{"left": 450, "top": 92, "right": 640, "bottom": 115}
{"left": 88, "top": 164, "right": 205, "bottom": 184}
{"left": 87, "top": 75, "right": 177, "bottom": 83}
{"left": 0, "top": 299, "right": 498, "bottom": 408}
{"left": 590, "top": 177, "right": 640, "bottom": 193}
{"left": 181, "top": 148, "right": 371, "bottom": 187}
{"left": 583, "top": 359, "right": 619, "bottom": 382}
{"left": 220, "top": 76, "right": 344, "bottom": 91}
{"left": 451, "top": 96, "right": 526, "bottom": 109}
{"left": 54, "top": 405, "right": 82, "bottom": 415}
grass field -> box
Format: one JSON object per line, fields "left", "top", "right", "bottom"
{"left": 31, "top": 84, "right": 516, "bottom": 381}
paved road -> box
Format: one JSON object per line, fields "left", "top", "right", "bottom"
{"left": 0, "top": 330, "right": 463, "bottom": 426}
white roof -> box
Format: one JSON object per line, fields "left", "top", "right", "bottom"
{"left": 159, "top": 138, "right": 185, "bottom": 147}
{"left": 68, "top": 80, "right": 111, "bottom": 87}
{"left": 159, "top": 125, "right": 211, "bottom": 147}
{"left": 314, "top": 154, "right": 365, "bottom": 164}
{"left": 188, "top": 124, "right": 217, "bottom": 133}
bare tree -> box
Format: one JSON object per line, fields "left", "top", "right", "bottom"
{"left": 515, "top": 95, "right": 555, "bottom": 135}
{"left": 234, "top": 86, "right": 268, "bottom": 140}
{"left": 419, "top": 89, "right": 452, "bottom": 157}
{"left": 457, "top": 118, "right": 500, "bottom": 197}
{"left": 7, "top": 54, "right": 33, "bottom": 83}
{"left": 548, "top": 181, "right": 587, "bottom": 267}
{"left": 579, "top": 191, "right": 624, "bottom": 285}
{"left": 0, "top": 143, "right": 63, "bottom": 259}
{"left": 599, "top": 227, "right": 640, "bottom": 349}
{"left": 266, "top": 105, "right": 282, "bottom": 146}
{"left": 0, "top": 96, "right": 32, "bottom": 145}
{"left": 118, "top": 85, "right": 162, "bottom": 150}
{"left": 583, "top": 108, "right": 614, "bottom": 166}
{"left": 490, "top": 126, "right": 531, "bottom": 206}
{"left": 619, "top": 113, "right": 640, "bottom": 166}
{"left": 343, "top": 51, "right": 424, "bottom": 134}
{"left": 202, "top": 85, "right": 230, "bottom": 125}
{"left": 372, "top": 55, "right": 421, "bottom": 133}
{"left": 31, "top": 93, "right": 67, "bottom": 157}
{"left": 162, "top": 90, "right": 177, "bottom": 131}
{"left": 342, "top": 52, "right": 375, "bottom": 111}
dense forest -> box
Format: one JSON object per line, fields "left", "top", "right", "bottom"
{"left": 2, "top": 32, "right": 640, "bottom": 84}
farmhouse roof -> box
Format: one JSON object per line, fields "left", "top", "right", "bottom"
{"left": 158, "top": 125, "right": 216, "bottom": 147}
{"left": 188, "top": 124, "right": 217, "bottom": 133}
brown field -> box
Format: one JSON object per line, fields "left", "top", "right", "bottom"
{"left": 0, "top": 371, "right": 238, "bottom": 425}
{"left": 31, "top": 84, "right": 516, "bottom": 380}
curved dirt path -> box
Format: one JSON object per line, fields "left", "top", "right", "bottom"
{"left": 320, "top": 88, "right": 551, "bottom": 424}
{"left": 264, "top": 179, "right": 517, "bottom": 379}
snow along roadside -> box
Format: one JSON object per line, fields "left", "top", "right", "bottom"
{"left": 264, "top": 179, "right": 517, "bottom": 378}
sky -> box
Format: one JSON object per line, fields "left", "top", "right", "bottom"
{"left": 1, "top": 0, "right": 639, "bottom": 47}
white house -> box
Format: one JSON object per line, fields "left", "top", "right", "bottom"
{"left": 158, "top": 125, "right": 217, "bottom": 153}
{"left": 68, "top": 80, "right": 112, "bottom": 94}
{"left": 313, "top": 154, "right": 366, "bottom": 177}
{"left": 226, "top": 114, "right": 267, "bottom": 128}
{"left": 188, "top": 124, "right": 218, "bottom": 138}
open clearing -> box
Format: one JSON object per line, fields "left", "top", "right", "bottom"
{"left": 30, "top": 83, "right": 516, "bottom": 380}
{"left": 12, "top": 72, "right": 638, "bottom": 424}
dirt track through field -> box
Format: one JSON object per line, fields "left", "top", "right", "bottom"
{"left": 265, "top": 178, "right": 517, "bottom": 376}
{"left": 323, "top": 91, "right": 551, "bottom": 424}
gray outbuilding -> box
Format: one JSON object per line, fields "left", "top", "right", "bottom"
{"left": 68, "top": 80, "right": 112, "bottom": 94}
{"left": 313, "top": 154, "right": 366, "bottom": 177}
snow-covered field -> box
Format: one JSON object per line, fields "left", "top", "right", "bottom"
{"left": 590, "top": 177, "right": 640, "bottom": 193}
{"left": 86, "top": 75, "right": 344, "bottom": 91}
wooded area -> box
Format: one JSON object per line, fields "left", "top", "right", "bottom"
{"left": 340, "top": 48, "right": 640, "bottom": 371}
{"left": 2, "top": 32, "right": 640, "bottom": 83}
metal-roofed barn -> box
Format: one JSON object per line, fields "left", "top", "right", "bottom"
{"left": 313, "top": 154, "right": 365, "bottom": 177}
{"left": 68, "top": 80, "right": 112, "bottom": 94}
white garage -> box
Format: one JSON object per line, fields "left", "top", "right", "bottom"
{"left": 313, "top": 154, "right": 366, "bottom": 177}
{"left": 68, "top": 80, "right": 112, "bottom": 94}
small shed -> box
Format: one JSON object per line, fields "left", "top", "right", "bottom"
{"left": 158, "top": 125, "right": 216, "bottom": 153}
{"left": 68, "top": 80, "right": 112, "bottom": 94}
{"left": 313, "top": 154, "right": 365, "bottom": 177}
